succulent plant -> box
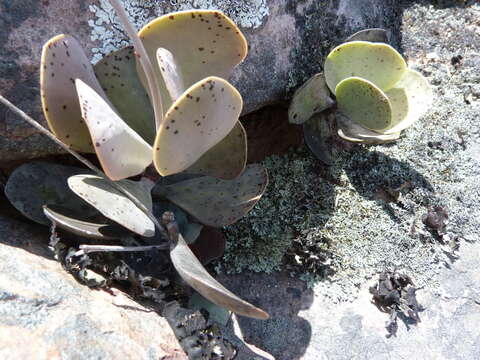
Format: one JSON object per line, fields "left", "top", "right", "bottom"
{"left": 2, "top": 0, "right": 269, "bottom": 320}
{"left": 289, "top": 28, "right": 432, "bottom": 155}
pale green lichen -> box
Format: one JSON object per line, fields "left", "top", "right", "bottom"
{"left": 219, "top": 65, "right": 480, "bottom": 301}
{"left": 88, "top": 0, "right": 269, "bottom": 62}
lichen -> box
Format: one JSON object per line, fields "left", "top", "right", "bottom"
{"left": 88, "top": 0, "right": 269, "bottom": 63}
{"left": 219, "top": 57, "right": 480, "bottom": 300}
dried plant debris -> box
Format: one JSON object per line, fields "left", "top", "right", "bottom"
{"left": 163, "top": 301, "right": 236, "bottom": 360}
{"left": 370, "top": 270, "right": 423, "bottom": 338}
{"left": 48, "top": 221, "right": 239, "bottom": 357}
{"left": 423, "top": 205, "right": 448, "bottom": 237}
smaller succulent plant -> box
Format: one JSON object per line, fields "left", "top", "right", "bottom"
{"left": 2, "top": 0, "right": 269, "bottom": 321}
{"left": 289, "top": 28, "right": 432, "bottom": 150}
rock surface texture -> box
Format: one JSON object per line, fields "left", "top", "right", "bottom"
{"left": 0, "top": 0, "right": 397, "bottom": 163}
{"left": 0, "top": 215, "right": 186, "bottom": 359}
{"left": 216, "top": 1, "right": 480, "bottom": 359}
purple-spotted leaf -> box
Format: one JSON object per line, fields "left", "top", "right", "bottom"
{"left": 43, "top": 205, "right": 131, "bottom": 240}
{"left": 382, "top": 69, "right": 432, "bottom": 134}
{"left": 325, "top": 41, "right": 407, "bottom": 93}
{"left": 138, "top": 10, "right": 247, "bottom": 110}
{"left": 184, "top": 121, "right": 247, "bottom": 179}
{"left": 153, "top": 76, "right": 242, "bottom": 176}
{"left": 156, "top": 48, "right": 185, "bottom": 102}
{"left": 171, "top": 233, "right": 269, "bottom": 320}
{"left": 154, "top": 164, "right": 268, "bottom": 227}
{"left": 288, "top": 73, "right": 334, "bottom": 124}
{"left": 40, "top": 34, "right": 109, "bottom": 152}
{"left": 335, "top": 77, "right": 392, "bottom": 132}
{"left": 94, "top": 46, "right": 155, "bottom": 144}
{"left": 68, "top": 174, "right": 155, "bottom": 237}
{"left": 75, "top": 79, "right": 153, "bottom": 180}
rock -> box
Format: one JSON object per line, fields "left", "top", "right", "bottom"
{"left": 0, "top": 0, "right": 398, "bottom": 164}
{"left": 216, "top": 1, "right": 480, "bottom": 359}
{"left": 0, "top": 214, "right": 186, "bottom": 359}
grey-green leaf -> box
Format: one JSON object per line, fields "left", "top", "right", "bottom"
{"left": 43, "top": 205, "right": 131, "bottom": 240}
{"left": 4, "top": 162, "right": 97, "bottom": 225}
{"left": 303, "top": 113, "right": 334, "bottom": 165}
{"left": 288, "top": 73, "right": 334, "bottom": 124}
{"left": 94, "top": 46, "right": 156, "bottom": 144}
{"left": 68, "top": 175, "right": 155, "bottom": 237}
{"left": 336, "top": 112, "right": 400, "bottom": 144}
{"left": 154, "top": 164, "right": 268, "bottom": 227}
{"left": 171, "top": 234, "right": 269, "bottom": 320}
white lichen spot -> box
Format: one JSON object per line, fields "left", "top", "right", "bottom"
{"left": 88, "top": 0, "right": 269, "bottom": 62}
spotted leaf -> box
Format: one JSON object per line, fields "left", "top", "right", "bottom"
{"left": 324, "top": 41, "right": 407, "bottom": 93}
{"left": 76, "top": 79, "right": 153, "bottom": 180}
{"left": 382, "top": 69, "right": 433, "bottom": 134}
{"left": 153, "top": 76, "right": 242, "bottom": 176}
{"left": 40, "top": 34, "right": 109, "bottom": 152}
{"left": 288, "top": 73, "right": 334, "bottom": 124}
{"left": 94, "top": 46, "right": 155, "bottom": 144}
{"left": 335, "top": 77, "right": 392, "bottom": 132}
{"left": 184, "top": 121, "right": 247, "bottom": 180}
{"left": 68, "top": 174, "right": 154, "bottom": 237}
{"left": 154, "top": 164, "right": 268, "bottom": 227}
{"left": 138, "top": 10, "right": 247, "bottom": 110}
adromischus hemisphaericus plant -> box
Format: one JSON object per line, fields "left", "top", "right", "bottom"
{"left": 288, "top": 28, "right": 432, "bottom": 153}
{"left": 2, "top": 0, "right": 269, "bottom": 320}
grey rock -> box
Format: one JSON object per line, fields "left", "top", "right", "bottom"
{"left": 216, "top": 1, "right": 480, "bottom": 359}
{"left": 0, "top": 215, "right": 186, "bottom": 359}
{"left": 0, "top": 0, "right": 397, "bottom": 163}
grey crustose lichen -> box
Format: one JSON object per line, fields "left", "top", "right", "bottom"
{"left": 88, "top": 0, "right": 269, "bottom": 62}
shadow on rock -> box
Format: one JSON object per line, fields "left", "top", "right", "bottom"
{"left": 218, "top": 271, "right": 314, "bottom": 360}
{"left": 343, "top": 148, "right": 434, "bottom": 223}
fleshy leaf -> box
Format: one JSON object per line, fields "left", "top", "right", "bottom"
{"left": 68, "top": 174, "right": 155, "bottom": 237}
{"left": 156, "top": 47, "right": 185, "bottom": 102}
{"left": 154, "top": 164, "right": 268, "bottom": 227}
{"left": 138, "top": 10, "right": 247, "bottom": 110}
{"left": 170, "top": 233, "right": 269, "bottom": 320}
{"left": 76, "top": 79, "right": 153, "bottom": 180}
{"left": 344, "top": 28, "right": 388, "bottom": 43}
{"left": 336, "top": 112, "right": 400, "bottom": 144}
{"left": 43, "top": 205, "right": 131, "bottom": 240}
{"left": 184, "top": 121, "right": 247, "bottom": 179}
{"left": 94, "top": 46, "right": 155, "bottom": 144}
{"left": 288, "top": 73, "right": 334, "bottom": 124}
{"left": 382, "top": 69, "right": 433, "bottom": 134}
{"left": 303, "top": 114, "right": 334, "bottom": 165}
{"left": 4, "top": 161, "right": 97, "bottom": 225}
{"left": 324, "top": 41, "right": 407, "bottom": 93}
{"left": 336, "top": 77, "right": 392, "bottom": 132}
{"left": 40, "top": 34, "right": 108, "bottom": 152}
{"left": 153, "top": 76, "right": 242, "bottom": 176}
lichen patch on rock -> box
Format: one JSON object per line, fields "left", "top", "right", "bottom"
{"left": 88, "top": 0, "right": 269, "bottom": 62}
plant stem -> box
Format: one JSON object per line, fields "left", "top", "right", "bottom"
{"left": 108, "top": 0, "right": 164, "bottom": 130}
{"left": 0, "top": 95, "right": 165, "bottom": 236}
{"left": 77, "top": 244, "right": 168, "bottom": 256}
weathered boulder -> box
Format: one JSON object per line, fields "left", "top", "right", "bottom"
{"left": 0, "top": 214, "right": 186, "bottom": 359}
{"left": 0, "top": 0, "right": 397, "bottom": 163}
